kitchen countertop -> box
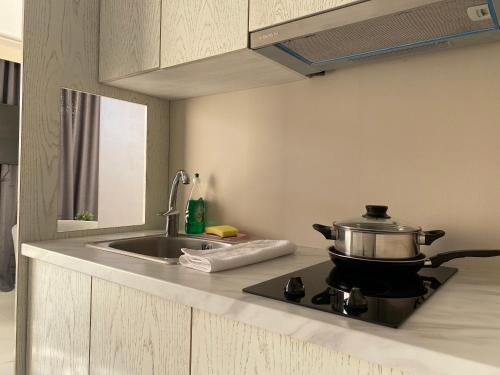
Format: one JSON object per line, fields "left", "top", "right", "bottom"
{"left": 22, "top": 231, "right": 500, "bottom": 375}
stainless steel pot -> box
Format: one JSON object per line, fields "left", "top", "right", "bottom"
{"left": 313, "top": 205, "right": 445, "bottom": 260}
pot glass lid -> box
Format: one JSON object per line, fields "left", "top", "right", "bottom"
{"left": 334, "top": 205, "right": 420, "bottom": 233}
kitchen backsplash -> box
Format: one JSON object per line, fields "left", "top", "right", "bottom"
{"left": 170, "top": 41, "right": 500, "bottom": 251}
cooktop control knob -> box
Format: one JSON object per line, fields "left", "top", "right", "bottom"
{"left": 344, "top": 287, "right": 368, "bottom": 314}
{"left": 284, "top": 277, "right": 305, "bottom": 299}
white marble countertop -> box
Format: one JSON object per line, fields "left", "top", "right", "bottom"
{"left": 22, "top": 231, "right": 500, "bottom": 375}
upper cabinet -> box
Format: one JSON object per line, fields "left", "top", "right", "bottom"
{"left": 99, "top": 0, "right": 304, "bottom": 99}
{"left": 99, "top": 0, "right": 161, "bottom": 82}
{"left": 160, "top": 0, "right": 248, "bottom": 68}
{"left": 249, "top": 0, "right": 361, "bottom": 31}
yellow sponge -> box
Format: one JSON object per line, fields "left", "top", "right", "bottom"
{"left": 205, "top": 225, "right": 239, "bottom": 238}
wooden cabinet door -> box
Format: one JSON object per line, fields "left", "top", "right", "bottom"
{"left": 99, "top": 0, "right": 161, "bottom": 82}
{"left": 191, "top": 309, "right": 409, "bottom": 375}
{"left": 161, "top": 0, "right": 248, "bottom": 68}
{"left": 89, "top": 278, "right": 191, "bottom": 375}
{"left": 249, "top": 0, "right": 362, "bottom": 31}
{"left": 26, "top": 260, "right": 92, "bottom": 375}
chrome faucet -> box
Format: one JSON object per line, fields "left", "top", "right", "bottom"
{"left": 159, "top": 170, "right": 190, "bottom": 237}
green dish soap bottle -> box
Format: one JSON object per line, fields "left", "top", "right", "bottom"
{"left": 185, "top": 173, "right": 205, "bottom": 234}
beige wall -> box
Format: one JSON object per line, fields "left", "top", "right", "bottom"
{"left": 0, "top": 0, "right": 23, "bottom": 41}
{"left": 170, "top": 41, "right": 500, "bottom": 251}
{"left": 0, "top": 0, "right": 23, "bottom": 62}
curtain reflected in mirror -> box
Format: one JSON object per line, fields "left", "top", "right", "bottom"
{"left": 58, "top": 88, "right": 147, "bottom": 232}
{"left": 59, "top": 89, "right": 100, "bottom": 223}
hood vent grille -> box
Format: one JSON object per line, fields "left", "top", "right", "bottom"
{"left": 279, "top": 0, "right": 497, "bottom": 65}
{"left": 347, "top": 40, "right": 452, "bottom": 64}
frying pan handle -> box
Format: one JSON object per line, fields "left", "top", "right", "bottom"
{"left": 312, "top": 224, "right": 336, "bottom": 240}
{"left": 419, "top": 230, "right": 446, "bottom": 245}
{"left": 427, "top": 250, "right": 500, "bottom": 268}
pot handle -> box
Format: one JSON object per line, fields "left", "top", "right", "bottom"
{"left": 420, "top": 230, "right": 445, "bottom": 245}
{"left": 427, "top": 250, "right": 500, "bottom": 268}
{"left": 312, "top": 224, "right": 336, "bottom": 240}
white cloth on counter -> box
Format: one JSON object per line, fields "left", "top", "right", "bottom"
{"left": 179, "top": 240, "right": 296, "bottom": 273}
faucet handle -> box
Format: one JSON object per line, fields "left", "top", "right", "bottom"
{"left": 158, "top": 208, "right": 180, "bottom": 217}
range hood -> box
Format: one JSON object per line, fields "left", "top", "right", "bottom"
{"left": 250, "top": 0, "right": 500, "bottom": 76}
{"left": 0, "top": 103, "right": 20, "bottom": 164}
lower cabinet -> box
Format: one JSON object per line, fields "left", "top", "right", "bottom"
{"left": 89, "top": 278, "right": 191, "bottom": 375}
{"left": 26, "top": 260, "right": 408, "bottom": 375}
{"left": 26, "top": 261, "right": 191, "bottom": 375}
{"left": 27, "top": 260, "right": 92, "bottom": 375}
{"left": 191, "top": 309, "right": 409, "bottom": 375}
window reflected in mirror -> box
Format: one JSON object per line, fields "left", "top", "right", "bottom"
{"left": 58, "top": 88, "right": 147, "bottom": 232}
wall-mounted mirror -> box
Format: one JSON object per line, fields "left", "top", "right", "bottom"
{"left": 57, "top": 88, "right": 147, "bottom": 232}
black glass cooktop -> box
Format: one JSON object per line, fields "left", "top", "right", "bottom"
{"left": 243, "top": 262, "right": 457, "bottom": 328}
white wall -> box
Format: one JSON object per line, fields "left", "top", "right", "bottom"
{"left": 98, "top": 96, "right": 147, "bottom": 228}
{"left": 0, "top": 0, "right": 23, "bottom": 41}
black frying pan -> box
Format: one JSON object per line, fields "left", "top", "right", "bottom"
{"left": 329, "top": 247, "right": 500, "bottom": 273}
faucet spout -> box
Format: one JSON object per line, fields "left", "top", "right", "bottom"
{"left": 164, "top": 170, "right": 190, "bottom": 237}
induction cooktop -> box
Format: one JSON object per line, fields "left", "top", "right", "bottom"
{"left": 243, "top": 262, "right": 457, "bottom": 328}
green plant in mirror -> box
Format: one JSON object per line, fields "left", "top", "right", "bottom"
{"left": 74, "top": 211, "right": 95, "bottom": 221}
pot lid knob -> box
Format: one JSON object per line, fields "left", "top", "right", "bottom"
{"left": 363, "top": 205, "right": 391, "bottom": 219}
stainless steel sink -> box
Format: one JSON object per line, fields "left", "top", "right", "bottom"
{"left": 88, "top": 234, "right": 231, "bottom": 264}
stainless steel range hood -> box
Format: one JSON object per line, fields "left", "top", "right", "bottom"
{"left": 0, "top": 103, "right": 20, "bottom": 164}
{"left": 250, "top": 0, "right": 500, "bottom": 76}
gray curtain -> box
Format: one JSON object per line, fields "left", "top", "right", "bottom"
{"left": 0, "top": 59, "right": 20, "bottom": 291}
{"left": 0, "top": 165, "right": 17, "bottom": 291}
{"left": 58, "top": 89, "right": 100, "bottom": 220}
{"left": 0, "top": 60, "right": 20, "bottom": 105}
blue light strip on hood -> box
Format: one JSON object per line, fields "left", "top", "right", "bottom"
{"left": 488, "top": 0, "right": 500, "bottom": 28}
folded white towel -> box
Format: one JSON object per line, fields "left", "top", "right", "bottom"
{"left": 179, "top": 240, "right": 296, "bottom": 273}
